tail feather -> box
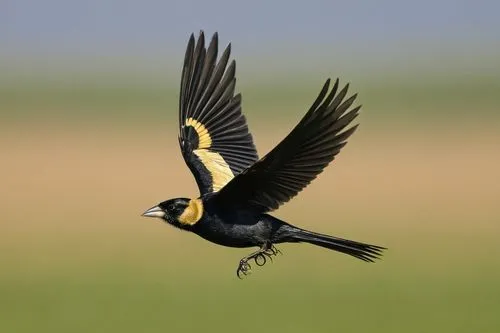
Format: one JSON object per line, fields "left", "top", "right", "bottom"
{"left": 289, "top": 228, "right": 385, "bottom": 262}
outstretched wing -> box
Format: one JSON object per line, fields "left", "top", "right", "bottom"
{"left": 212, "top": 78, "right": 360, "bottom": 214}
{"left": 178, "top": 31, "right": 258, "bottom": 195}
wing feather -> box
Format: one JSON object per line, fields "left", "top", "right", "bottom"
{"left": 212, "top": 78, "right": 361, "bottom": 213}
{"left": 178, "top": 31, "right": 258, "bottom": 195}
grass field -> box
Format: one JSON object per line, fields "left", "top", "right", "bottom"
{"left": 2, "top": 71, "right": 500, "bottom": 122}
{"left": 1, "top": 111, "right": 499, "bottom": 332}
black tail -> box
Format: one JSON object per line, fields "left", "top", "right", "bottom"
{"left": 287, "top": 228, "right": 385, "bottom": 262}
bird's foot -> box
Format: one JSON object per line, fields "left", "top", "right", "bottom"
{"left": 254, "top": 244, "right": 281, "bottom": 265}
{"left": 237, "top": 259, "right": 252, "bottom": 278}
{"left": 236, "top": 244, "right": 282, "bottom": 278}
{"left": 267, "top": 244, "right": 282, "bottom": 256}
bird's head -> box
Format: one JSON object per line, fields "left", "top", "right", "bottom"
{"left": 142, "top": 197, "right": 203, "bottom": 229}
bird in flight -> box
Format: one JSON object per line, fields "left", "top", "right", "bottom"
{"left": 142, "top": 31, "right": 385, "bottom": 278}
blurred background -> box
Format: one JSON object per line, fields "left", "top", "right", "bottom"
{"left": 1, "top": 1, "right": 500, "bottom": 332}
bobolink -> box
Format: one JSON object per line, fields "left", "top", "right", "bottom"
{"left": 143, "top": 31, "right": 385, "bottom": 277}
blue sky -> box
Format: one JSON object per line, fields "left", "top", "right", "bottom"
{"left": 2, "top": 0, "right": 499, "bottom": 76}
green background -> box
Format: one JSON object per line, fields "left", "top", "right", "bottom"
{"left": 2, "top": 2, "right": 500, "bottom": 331}
{"left": 2, "top": 69, "right": 499, "bottom": 332}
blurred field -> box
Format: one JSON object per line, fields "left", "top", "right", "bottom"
{"left": 4, "top": 2, "right": 500, "bottom": 331}
{"left": 1, "top": 94, "right": 500, "bottom": 332}
{"left": 2, "top": 71, "right": 500, "bottom": 123}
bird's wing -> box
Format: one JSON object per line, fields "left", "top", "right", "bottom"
{"left": 178, "top": 31, "right": 258, "bottom": 195}
{"left": 213, "top": 78, "right": 360, "bottom": 214}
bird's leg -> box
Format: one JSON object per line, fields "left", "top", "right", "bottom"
{"left": 265, "top": 244, "right": 282, "bottom": 256}
{"left": 236, "top": 242, "right": 281, "bottom": 278}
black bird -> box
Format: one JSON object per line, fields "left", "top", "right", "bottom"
{"left": 142, "top": 31, "right": 385, "bottom": 277}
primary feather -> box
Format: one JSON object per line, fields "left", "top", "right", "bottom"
{"left": 213, "top": 78, "right": 361, "bottom": 213}
{"left": 178, "top": 31, "right": 258, "bottom": 195}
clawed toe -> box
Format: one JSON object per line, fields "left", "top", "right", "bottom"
{"left": 236, "top": 260, "right": 252, "bottom": 279}
{"left": 255, "top": 253, "right": 268, "bottom": 266}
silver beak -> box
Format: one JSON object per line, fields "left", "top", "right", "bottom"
{"left": 142, "top": 205, "right": 165, "bottom": 218}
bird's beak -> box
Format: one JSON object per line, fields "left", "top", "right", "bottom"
{"left": 142, "top": 205, "right": 165, "bottom": 218}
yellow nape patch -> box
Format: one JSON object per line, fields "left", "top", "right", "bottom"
{"left": 178, "top": 199, "right": 204, "bottom": 225}
{"left": 185, "top": 118, "right": 212, "bottom": 149}
{"left": 185, "top": 117, "right": 234, "bottom": 192}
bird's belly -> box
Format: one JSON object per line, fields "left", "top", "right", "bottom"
{"left": 193, "top": 217, "right": 271, "bottom": 248}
